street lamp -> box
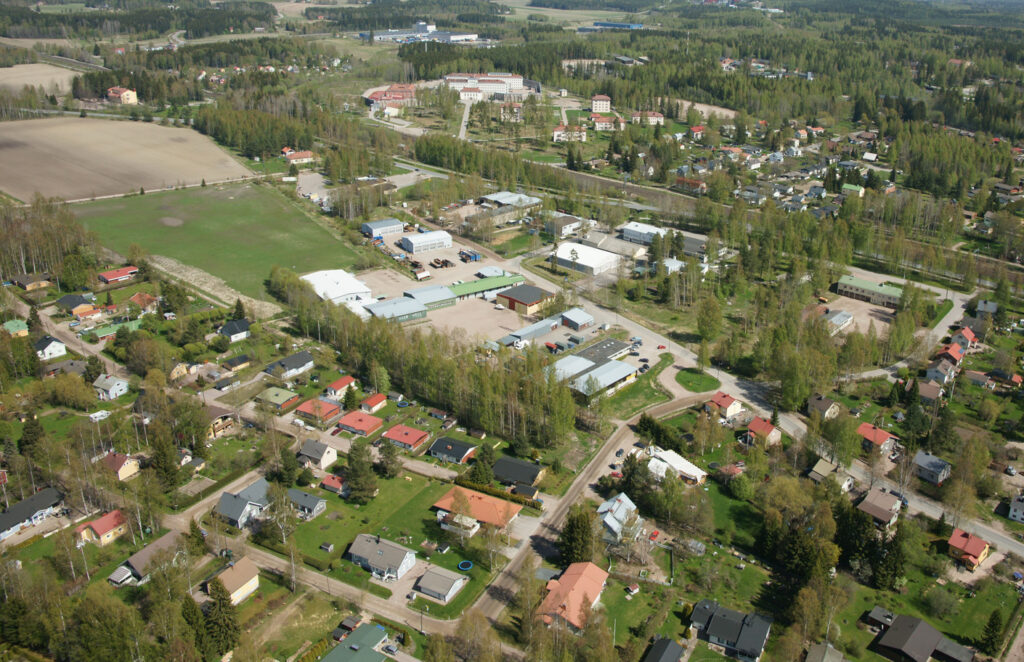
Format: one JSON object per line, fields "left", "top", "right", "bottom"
{"left": 420, "top": 603, "right": 428, "bottom": 634}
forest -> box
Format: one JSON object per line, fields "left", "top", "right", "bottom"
{"left": 305, "top": 0, "right": 506, "bottom": 31}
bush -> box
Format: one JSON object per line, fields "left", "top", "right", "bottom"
{"left": 924, "top": 586, "right": 959, "bottom": 618}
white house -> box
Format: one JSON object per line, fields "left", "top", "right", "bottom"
{"left": 596, "top": 493, "right": 643, "bottom": 543}
{"left": 648, "top": 448, "right": 708, "bottom": 485}
{"left": 553, "top": 125, "right": 587, "bottom": 142}
{"left": 1010, "top": 495, "right": 1024, "bottom": 524}
{"left": 34, "top": 336, "right": 66, "bottom": 361}
{"left": 297, "top": 439, "right": 337, "bottom": 471}
{"left": 219, "top": 319, "right": 251, "bottom": 343}
{"left": 591, "top": 94, "right": 611, "bottom": 113}
{"left": 347, "top": 534, "right": 416, "bottom": 580}
{"left": 93, "top": 374, "right": 129, "bottom": 401}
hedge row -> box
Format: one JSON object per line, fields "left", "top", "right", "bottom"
{"left": 297, "top": 638, "right": 329, "bottom": 662}
{"left": 371, "top": 616, "right": 415, "bottom": 650}
{"left": 453, "top": 476, "right": 543, "bottom": 510}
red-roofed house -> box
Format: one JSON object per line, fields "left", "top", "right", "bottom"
{"left": 858, "top": 423, "right": 898, "bottom": 454}
{"left": 744, "top": 417, "right": 782, "bottom": 447}
{"left": 98, "top": 266, "right": 139, "bottom": 284}
{"left": 295, "top": 399, "right": 343, "bottom": 427}
{"left": 383, "top": 424, "right": 430, "bottom": 452}
{"left": 320, "top": 474, "right": 349, "bottom": 497}
{"left": 326, "top": 376, "right": 357, "bottom": 398}
{"left": 950, "top": 326, "right": 977, "bottom": 351}
{"left": 101, "top": 452, "right": 140, "bottom": 481}
{"left": 127, "top": 291, "right": 158, "bottom": 313}
{"left": 76, "top": 510, "right": 128, "bottom": 547}
{"left": 937, "top": 343, "right": 965, "bottom": 365}
{"left": 631, "top": 111, "right": 664, "bottom": 126}
{"left": 947, "top": 528, "right": 990, "bottom": 571}
{"left": 434, "top": 486, "right": 522, "bottom": 531}
{"left": 106, "top": 86, "right": 137, "bottom": 105}
{"left": 706, "top": 391, "right": 742, "bottom": 419}
{"left": 690, "top": 125, "right": 705, "bottom": 140}
{"left": 337, "top": 411, "right": 383, "bottom": 436}
{"left": 360, "top": 393, "right": 387, "bottom": 413}
{"left": 591, "top": 94, "right": 611, "bottom": 113}
{"left": 538, "top": 562, "right": 609, "bottom": 631}
{"left": 285, "top": 150, "right": 315, "bottom": 165}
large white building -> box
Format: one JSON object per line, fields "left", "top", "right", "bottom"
{"left": 361, "top": 218, "right": 404, "bottom": 237}
{"left": 552, "top": 242, "right": 621, "bottom": 276}
{"left": 360, "top": 21, "right": 478, "bottom": 43}
{"left": 400, "top": 230, "right": 453, "bottom": 254}
{"left": 443, "top": 72, "right": 524, "bottom": 100}
{"left": 620, "top": 221, "right": 668, "bottom": 245}
{"left": 302, "top": 270, "right": 372, "bottom": 304}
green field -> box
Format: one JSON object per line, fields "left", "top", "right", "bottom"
{"left": 675, "top": 368, "right": 721, "bottom": 394}
{"left": 73, "top": 184, "right": 359, "bottom": 300}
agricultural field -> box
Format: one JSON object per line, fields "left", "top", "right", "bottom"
{"left": 0, "top": 118, "right": 252, "bottom": 201}
{"left": 73, "top": 183, "right": 359, "bottom": 301}
{"left": 500, "top": 0, "right": 629, "bottom": 25}
{"left": 0, "top": 63, "right": 77, "bottom": 93}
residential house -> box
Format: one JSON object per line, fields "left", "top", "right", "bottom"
{"left": 110, "top": 531, "right": 182, "bottom": 586}
{"left": 914, "top": 380, "right": 944, "bottom": 405}
{"left": 383, "top": 424, "right": 430, "bottom": 452}
{"left": 320, "top": 474, "right": 349, "bottom": 497}
{"left": 648, "top": 448, "right": 708, "bottom": 484}
{"left": 220, "top": 319, "right": 251, "bottom": 343}
{"left": 538, "top": 562, "right": 609, "bottom": 631}
{"left": 295, "top": 398, "right": 343, "bottom": 427}
{"left": 264, "top": 351, "right": 314, "bottom": 379}
{"left": 690, "top": 599, "right": 772, "bottom": 662}
{"left": 34, "top": 336, "right": 66, "bottom": 361}
{"left": 807, "top": 459, "right": 854, "bottom": 492}
{"left": 805, "top": 643, "right": 846, "bottom": 662}
{"left": 11, "top": 273, "right": 51, "bottom": 291}
{"left": 925, "top": 359, "right": 956, "bottom": 385}
{"left": 965, "top": 370, "right": 994, "bottom": 388}
{"left": 913, "top": 450, "right": 951, "bottom": 485}
{"left": 205, "top": 405, "right": 236, "bottom": 440}
{"left": 211, "top": 556, "right": 260, "bottom": 605}
{"left": 857, "top": 489, "right": 901, "bottom": 528}
{"left": 707, "top": 391, "right": 742, "bottom": 419}
{"left": 427, "top": 437, "right": 477, "bottom": 464}
{"left": 98, "top": 266, "right": 138, "bottom": 283}
{"left": 947, "top": 528, "right": 989, "bottom": 571}
{"left": 127, "top": 291, "right": 158, "bottom": 313}
{"left": 222, "top": 354, "right": 250, "bottom": 372}
{"left": 56, "top": 294, "right": 91, "bottom": 314}
{"left": 877, "top": 615, "right": 975, "bottom": 662}
{"left": 326, "top": 375, "right": 357, "bottom": 398}
{"left": 433, "top": 487, "right": 522, "bottom": 537}
{"left": 297, "top": 439, "right": 337, "bottom": 471}
{"left": 937, "top": 343, "right": 965, "bottom": 365}
{"left": 0, "top": 487, "right": 62, "bottom": 541}
{"left": 690, "top": 125, "right": 705, "bottom": 140}
{"left": 642, "top": 639, "right": 685, "bottom": 662}
{"left": 416, "top": 565, "right": 468, "bottom": 603}
{"left": 807, "top": 394, "right": 840, "bottom": 421}
{"left": 215, "top": 478, "right": 270, "bottom": 528}
{"left": 950, "top": 326, "right": 977, "bottom": 351}
{"left": 493, "top": 456, "right": 544, "bottom": 486}
{"left": 360, "top": 393, "right": 387, "bottom": 413}
{"left": 676, "top": 177, "right": 708, "bottom": 196}
{"left": 101, "top": 452, "right": 140, "bottom": 481}
{"left": 45, "top": 359, "right": 86, "bottom": 377}
{"left": 288, "top": 489, "right": 326, "bottom": 520}
{"left": 977, "top": 299, "right": 998, "bottom": 318}
{"left": 285, "top": 150, "right": 316, "bottom": 165}
{"left": 744, "top": 417, "right": 782, "bottom": 447}
{"left": 106, "top": 87, "right": 138, "bottom": 105}
{"left": 321, "top": 623, "right": 388, "bottom": 662}
{"left": 336, "top": 411, "right": 383, "bottom": 436}
{"left": 631, "top": 111, "right": 665, "bottom": 126}
{"left": 1, "top": 319, "right": 28, "bottom": 338}
{"left": 347, "top": 533, "right": 416, "bottom": 580}
{"left": 93, "top": 374, "right": 129, "bottom": 401}
{"left": 1011, "top": 495, "right": 1024, "bottom": 523}
{"left": 857, "top": 423, "right": 898, "bottom": 454}
{"left": 257, "top": 387, "right": 300, "bottom": 411}
{"left": 597, "top": 493, "right": 643, "bottom": 543}
{"left": 990, "top": 369, "right": 1023, "bottom": 388}
{"left": 75, "top": 509, "right": 128, "bottom": 547}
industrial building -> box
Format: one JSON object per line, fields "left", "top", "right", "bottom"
{"left": 620, "top": 221, "right": 668, "bottom": 245}
{"left": 400, "top": 230, "right": 452, "bottom": 254}
{"left": 582, "top": 230, "right": 647, "bottom": 259}
{"left": 361, "top": 218, "right": 404, "bottom": 237}
{"left": 480, "top": 191, "right": 542, "bottom": 209}
{"left": 404, "top": 284, "right": 456, "bottom": 310}
{"left": 359, "top": 21, "right": 478, "bottom": 43}
{"left": 497, "top": 284, "right": 554, "bottom": 315}
{"left": 544, "top": 212, "right": 591, "bottom": 238}
{"left": 836, "top": 275, "right": 903, "bottom": 307}
{"left": 449, "top": 274, "right": 525, "bottom": 300}
{"left": 561, "top": 307, "right": 594, "bottom": 330}
{"left": 302, "top": 270, "right": 372, "bottom": 304}
{"left": 363, "top": 298, "right": 427, "bottom": 323}
{"left": 570, "top": 360, "right": 637, "bottom": 397}
{"left": 552, "top": 242, "right": 621, "bottom": 276}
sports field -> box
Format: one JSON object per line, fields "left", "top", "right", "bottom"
{"left": 73, "top": 183, "right": 359, "bottom": 301}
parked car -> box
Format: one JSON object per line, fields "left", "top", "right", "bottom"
{"left": 610, "top": 471, "right": 622, "bottom": 478}
{"left": 657, "top": 344, "right": 666, "bottom": 349}
{"left": 649, "top": 530, "right": 660, "bottom": 541}
{"left": 615, "top": 449, "right": 625, "bottom": 458}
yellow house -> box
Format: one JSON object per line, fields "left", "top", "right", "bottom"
{"left": 101, "top": 452, "right": 140, "bottom": 481}
{"left": 947, "top": 528, "right": 990, "bottom": 571}
{"left": 75, "top": 510, "right": 128, "bottom": 547}
{"left": 213, "top": 556, "right": 260, "bottom": 605}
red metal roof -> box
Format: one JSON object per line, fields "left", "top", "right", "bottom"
{"left": 75, "top": 509, "right": 126, "bottom": 538}
{"left": 383, "top": 424, "right": 429, "bottom": 449}
{"left": 948, "top": 528, "right": 988, "bottom": 562}
{"left": 98, "top": 266, "right": 138, "bottom": 281}
{"left": 747, "top": 416, "right": 776, "bottom": 438}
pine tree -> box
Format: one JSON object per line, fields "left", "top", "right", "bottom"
{"left": 18, "top": 415, "right": 43, "bottom": 457}
{"left": 347, "top": 439, "right": 378, "bottom": 503}
{"left": 982, "top": 609, "right": 1004, "bottom": 655}
{"left": 188, "top": 519, "right": 208, "bottom": 557}
{"left": 205, "top": 578, "right": 240, "bottom": 654}
{"left": 27, "top": 306, "right": 41, "bottom": 335}
{"left": 233, "top": 299, "right": 246, "bottom": 321}
{"left": 182, "top": 594, "right": 216, "bottom": 660}
{"left": 343, "top": 386, "right": 359, "bottom": 411}
{"left": 557, "top": 504, "right": 595, "bottom": 566}
{"left": 377, "top": 440, "right": 402, "bottom": 479}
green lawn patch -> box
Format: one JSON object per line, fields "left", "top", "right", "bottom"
{"left": 675, "top": 368, "right": 721, "bottom": 393}
{"left": 72, "top": 184, "right": 358, "bottom": 301}
{"left": 258, "top": 589, "right": 342, "bottom": 660}
{"left": 606, "top": 352, "right": 673, "bottom": 419}
{"left": 929, "top": 299, "right": 955, "bottom": 329}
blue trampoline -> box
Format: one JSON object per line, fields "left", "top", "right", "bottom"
{"left": 458, "top": 560, "right": 473, "bottom": 571}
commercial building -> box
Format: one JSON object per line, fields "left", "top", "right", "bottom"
{"left": 400, "top": 230, "right": 452, "bottom": 254}
{"left": 591, "top": 94, "right": 611, "bottom": 113}
{"left": 481, "top": 191, "right": 542, "bottom": 209}
{"left": 552, "top": 242, "right": 621, "bottom": 276}
{"left": 620, "top": 221, "right": 668, "bottom": 245}
{"left": 561, "top": 307, "right": 594, "bottom": 330}
{"left": 359, "top": 21, "right": 477, "bottom": 43}
{"left": 449, "top": 274, "right": 525, "bottom": 300}
{"left": 302, "top": 270, "right": 372, "bottom": 305}
{"left": 443, "top": 72, "right": 524, "bottom": 99}
{"left": 361, "top": 218, "right": 405, "bottom": 237}
{"left": 836, "top": 275, "right": 903, "bottom": 307}
{"left": 497, "top": 284, "right": 554, "bottom": 315}
{"left": 570, "top": 360, "right": 637, "bottom": 397}
{"left": 544, "top": 212, "right": 591, "bottom": 238}
{"left": 363, "top": 297, "right": 427, "bottom": 323}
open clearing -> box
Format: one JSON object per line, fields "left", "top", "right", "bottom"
{"left": 0, "top": 63, "right": 77, "bottom": 93}
{"left": 500, "top": 0, "right": 628, "bottom": 25}
{"left": 0, "top": 118, "right": 252, "bottom": 201}
{"left": 74, "top": 183, "right": 359, "bottom": 303}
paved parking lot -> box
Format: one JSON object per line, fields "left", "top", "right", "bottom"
{"left": 424, "top": 297, "right": 521, "bottom": 341}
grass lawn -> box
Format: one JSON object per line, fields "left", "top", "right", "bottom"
{"left": 676, "top": 368, "right": 721, "bottom": 394}
{"left": 605, "top": 352, "right": 673, "bottom": 419}
{"left": 704, "top": 482, "right": 761, "bottom": 550}
{"left": 201, "top": 435, "right": 260, "bottom": 481}
{"left": 72, "top": 183, "right": 359, "bottom": 301}
{"left": 601, "top": 578, "right": 670, "bottom": 648}
{"left": 688, "top": 642, "right": 732, "bottom": 661}
{"left": 256, "top": 587, "right": 343, "bottom": 660}
{"left": 929, "top": 299, "right": 954, "bottom": 329}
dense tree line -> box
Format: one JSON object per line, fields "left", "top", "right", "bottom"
{"left": 72, "top": 68, "right": 203, "bottom": 105}
{"left": 0, "top": 45, "right": 35, "bottom": 67}
{"left": 413, "top": 132, "right": 576, "bottom": 191}
{"left": 0, "top": 197, "right": 95, "bottom": 284}
{"left": 192, "top": 105, "right": 313, "bottom": 158}
{"left": 528, "top": 0, "right": 653, "bottom": 11}
{"left": 306, "top": 0, "right": 504, "bottom": 31}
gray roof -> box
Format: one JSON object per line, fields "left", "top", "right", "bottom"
{"left": 476, "top": 266, "right": 505, "bottom": 278}
{"left": 706, "top": 605, "right": 745, "bottom": 644}
{"left": 49, "top": 359, "right": 87, "bottom": 376}
{"left": 597, "top": 493, "right": 638, "bottom": 538}
{"left": 348, "top": 534, "right": 414, "bottom": 572}
{"left": 735, "top": 613, "right": 772, "bottom": 658}
{"left": 867, "top": 606, "right": 894, "bottom": 626}
{"left": 0, "top": 487, "right": 62, "bottom": 535}
{"left": 363, "top": 218, "right": 403, "bottom": 232}
{"left": 126, "top": 531, "right": 181, "bottom": 578}
{"left": 978, "top": 299, "right": 998, "bottom": 314}
{"left": 499, "top": 284, "right": 551, "bottom": 306}
{"left": 363, "top": 297, "right": 427, "bottom": 320}
{"left": 416, "top": 566, "right": 465, "bottom": 596}
{"left": 93, "top": 373, "right": 128, "bottom": 391}
{"left": 493, "top": 456, "right": 542, "bottom": 485}
{"left": 288, "top": 489, "right": 325, "bottom": 512}
{"left": 693, "top": 599, "right": 770, "bottom": 659}
{"left": 216, "top": 478, "right": 269, "bottom": 522}
{"left": 576, "top": 338, "right": 631, "bottom": 363}
{"left": 935, "top": 636, "right": 975, "bottom": 662}
{"left": 642, "top": 638, "right": 684, "bottom": 662}
{"left": 481, "top": 191, "right": 541, "bottom": 207}
{"left": 57, "top": 294, "right": 90, "bottom": 309}
{"left": 805, "top": 643, "right": 846, "bottom": 662}
{"left": 547, "top": 355, "right": 596, "bottom": 381}
{"left": 913, "top": 450, "right": 950, "bottom": 474}
{"left": 299, "top": 439, "right": 331, "bottom": 462}
{"left": 404, "top": 285, "right": 455, "bottom": 305}
{"left": 428, "top": 437, "right": 477, "bottom": 459}
{"left": 690, "top": 599, "right": 718, "bottom": 630}
{"left": 571, "top": 360, "right": 636, "bottom": 395}
{"left": 265, "top": 351, "right": 314, "bottom": 374}
{"left": 220, "top": 319, "right": 251, "bottom": 337}
{"left": 878, "top": 615, "right": 942, "bottom": 662}
{"left": 561, "top": 307, "right": 594, "bottom": 327}
{"left": 33, "top": 335, "right": 63, "bottom": 351}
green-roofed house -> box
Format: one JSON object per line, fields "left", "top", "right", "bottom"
{"left": 321, "top": 623, "right": 388, "bottom": 662}
{"left": 94, "top": 319, "right": 142, "bottom": 342}
{"left": 256, "top": 387, "right": 301, "bottom": 411}
{"left": 841, "top": 183, "right": 865, "bottom": 198}
{"left": 2, "top": 319, "right": 28, "bottom": 338}
{"left": 836, "top": 275, "right": 903, "bottom": 308}
{"left": 449, "top": 274, "right": 525, "bottom": 300}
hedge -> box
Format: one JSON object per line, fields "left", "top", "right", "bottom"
{"left": 453, "top": 476, "right": 543, "bottom": 510}
{"left": 297, "top": 638, "right": 329, "bottom": 662}
{"left": 372, "top": 616, "right": 415, "bottom": 649}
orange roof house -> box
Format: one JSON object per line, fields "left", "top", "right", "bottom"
{"left": 433, "top": 487, "right": 522, "bottom": 529}
{"left": 326, "top": 375, "right": 356, "bottom": 398}
{"left": 857, "top": 423, "right": 898, "bottom": 453}
{"left": 706, "top": 391, "right": 741, "bottom": 418}
{"left": 98, "top": 266, "right": 138, "bottom": 284}
{"left": 947, "top": 528, "right": 990, "bottom": 571}
{"left": 336, "top": 411, "right": 383, "bottom": 436}
{"left": 295, "top": 398, "right": 343, "bottom": 426}
{"left": 383, "top": 424, "right": 430, "bottom": 451}
{"left": 361, "top": 393, "right": 387, "bottom": 413}
{"left": 537, "top": 562, "right": 609, "bottom": 630}
{"left": 937, "top": 343, "right": 965, "bottom": 364}
{"left": 127, "top": 292, "right": 158, "bottom": 311}
{"left": 745, "top": 416, "right": 781, "bottom": 447}
{"left": 75, "top": 509, "right": 128, "bottom": 547}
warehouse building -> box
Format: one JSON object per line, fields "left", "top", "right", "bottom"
{"left": 404, "top": 285, "right": 456, "bottom": 310}
{"left": 361, "top": 218, "right": 404, "bottom": 237}
{"left": 480, "top": 191, "right": 542, "bottom": 210}
{"left": 570, "top": 360, "right": 637, "bottom": 397}
{"left": 302, "top": 270, "right": 372, "bottom": 304}
{"left": 561, "top": 307, "right": 594, "bottom": 330}
{"left": 363, "top": 298, "right": 427, "bottom": 322}
{"left": 620, "top": 221, "right": 668, "bottom": 245}
{"left": 497, "top": 284, "right": 554, "bottom": 315}
{"left": 836, "top": 275, "right": 903, "bottom": 308}
{"left": 400, "top": 230, "right": 452, "bottom": 254}
{"left": 552, "top": 242, "right": 621, "bottom": 276}
{"left": 449, "top": 274, "right": 525, "bottom": 300}
{"left": 544, "top": 213, "right": 591, "bottom": 238}
{"left": 548, "top": 355, "right": 596, "bottom": 381}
